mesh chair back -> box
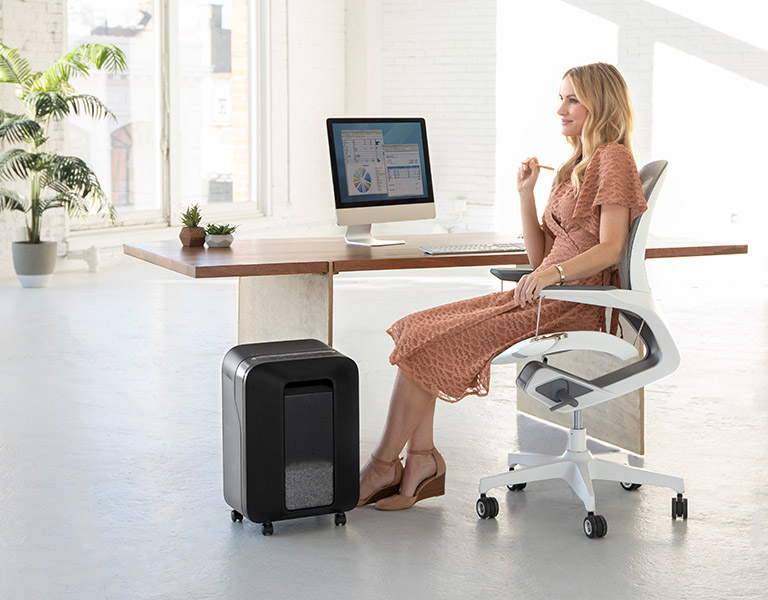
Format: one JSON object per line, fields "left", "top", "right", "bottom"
{"left": 617, "top": 160, "right": 668, "bottom": 293}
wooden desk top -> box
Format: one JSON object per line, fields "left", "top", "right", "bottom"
{"left": 123, "top": 232, "right": 748, "bottom": 279}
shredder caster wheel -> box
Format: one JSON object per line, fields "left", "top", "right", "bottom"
{"left": 334, "top": 512, "right": 347, "bottom": 526}
{"left": 476, "top": 495, "right": 499, "bottom": 519}
{"left": 231, "top": 510, "right": 243, "bottom": 523}
{"left": 583, "top": 513, "right": 607, "bottom": 538}
{"left": 262, "top": 522, "right": 274, "bottom": 536}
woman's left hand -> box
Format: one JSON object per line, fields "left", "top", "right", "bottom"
{"left": 514, "top": 268, "right": 560, "bottom": 306}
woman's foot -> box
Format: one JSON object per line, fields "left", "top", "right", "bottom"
{"left": 375, "top": 448, "right": 446, "bottom": 511}
{"left": 358, "top": 455, "right": 403, "bottom": 506}
{"left": 399, "top": 449, "right": 438, "bottom": 496}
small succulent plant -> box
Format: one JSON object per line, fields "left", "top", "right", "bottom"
{"left": 180, "top": 203, "right": 203, "bottom": 228}
{"left": 205, "top": 223, "right": 238, "bottom": 235}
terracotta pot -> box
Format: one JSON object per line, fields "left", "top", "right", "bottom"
{"left": 12, "top": 241, "right": 58, "bottom": 288}
{"left": 180, "top": 227, "right": 206, "bottom": 247}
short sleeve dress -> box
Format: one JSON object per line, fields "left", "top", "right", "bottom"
{"left": 387, "top": 142, "right": 647, "bottom": 402}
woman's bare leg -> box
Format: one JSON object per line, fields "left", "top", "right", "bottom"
{"left": 359, "top": 369, "right": 436, "bottom": 501}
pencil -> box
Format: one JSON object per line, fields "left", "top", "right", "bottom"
{"left": 521, "top": 162, "right": 555, "bottom": 171}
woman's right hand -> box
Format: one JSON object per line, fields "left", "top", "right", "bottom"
{"left": 517, "top": 157, "right": 540, "bottom": 194}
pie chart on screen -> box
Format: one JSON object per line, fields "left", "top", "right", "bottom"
{"left": 353, "top": 167, "right": 372, "bottom": 193}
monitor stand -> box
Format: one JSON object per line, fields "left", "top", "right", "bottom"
{"left": 344, "top": 224, "right": 405, "bottom": 247}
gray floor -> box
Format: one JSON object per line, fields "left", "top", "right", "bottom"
{"left": 1, "top": 251, "right": 767, "bottom": 599}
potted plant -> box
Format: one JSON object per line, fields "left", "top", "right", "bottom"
{"left": 179, "top": 203, "right": 205, "bottom": 247}
{"left": 0, "top": 42, "right": 125, "bottom": 287}
{"left": 205, "top": 223, "right": 238, "bottom": 248}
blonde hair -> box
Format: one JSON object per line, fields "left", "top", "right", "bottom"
{"left": 554, "top": 62, "right": 635, "bottom": 193}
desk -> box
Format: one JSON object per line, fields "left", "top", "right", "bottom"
{"left": 123, "top": 231, "right": 747, "bottom": 345}
{"left": 124, "top": 232, "right": 747, "bottom": 454}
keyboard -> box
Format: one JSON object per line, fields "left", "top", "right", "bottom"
{"left": 419, "top": 242, "right": 525, "bottom": 255}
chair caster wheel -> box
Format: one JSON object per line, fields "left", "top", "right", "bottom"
{"left": 262, "top": 522, "right": 274, "bottom": 536}
{"left": 231, "top": 510, "right": 243, "bottom": 523}
{"left": 334, "top": 512, "right": 346, "bottom": 526}
{"left": 506, "top": 467, "right": 527, "bottom": 491}
{"left": 508, "top": 483, "right": 527, "bottom": 491}
{"left": 476, "top": 495, "right": 499, "bottom": 519}
{"left": 583, "top": 513, "right": 607, "bottom": 538}
{"left": 620, "top": 482, "right": 641, "bottom": 491}
{"left": 672, "top": 494, "right": 688, "bottom": 519}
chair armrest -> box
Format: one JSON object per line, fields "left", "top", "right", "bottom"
{"left": 490, "top": 267, "right": 533, "bottom": 282}
{"left": 540, "top": 286, "right": 658, "bottom": 319}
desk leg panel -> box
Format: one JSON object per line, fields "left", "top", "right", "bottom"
{"left": 238, "top": 273, "right": 332, "bottom": 344}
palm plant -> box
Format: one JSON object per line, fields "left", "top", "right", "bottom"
{"left": 0, "top": 42, "right": 126, "bottom": 243}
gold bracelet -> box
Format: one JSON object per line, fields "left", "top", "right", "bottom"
{"left": 553, "top": 263, "right": 565, "bottom": 285}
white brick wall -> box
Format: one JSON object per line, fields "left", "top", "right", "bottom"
{"left": 0, "top": 0, "right": 64, "bottom": 72}
{"left": 379, "top": 0, "right": 497, "bottom": 232}
{"left": 566, "top": 0, "right": 768, "bottom": 164}
{"left": 562, "top": 0, "right": 768, "bottom": 241}
{"left": 254, "top": 0, "right": 496, "bottom": 233}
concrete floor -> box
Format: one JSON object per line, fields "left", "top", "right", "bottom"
{"left": 1, "top": 251, "right": 766, "bottom": 599}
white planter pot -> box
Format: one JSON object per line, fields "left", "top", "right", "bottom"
{"left": 12, "top": 241, "right": 58, "bottom": 288}
{"left": 205, "top": 234, "right": 234, "bottom": 248}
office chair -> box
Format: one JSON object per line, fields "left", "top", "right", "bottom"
{"left": 477, "top": 160, "right": 687, "bottom": 538}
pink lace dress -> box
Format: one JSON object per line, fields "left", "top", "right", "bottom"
{"left": 387, "top": 143, "right": 647, "bottom": 402}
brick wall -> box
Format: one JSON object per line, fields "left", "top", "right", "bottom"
{"left": 565, "top": 0, "right": 768, "bottom": 167}
{"left": 379, "top": 0, "right": 497, "bottom": 232}
{"left": 279, "top": 0, "right": 497, "bottom": 233}
{"left": 561, "top": 0, "right": 768, "bottom": 240}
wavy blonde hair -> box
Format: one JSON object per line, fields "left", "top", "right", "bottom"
{"left": 554, "top": 62, "right": 635, "bottom": 194}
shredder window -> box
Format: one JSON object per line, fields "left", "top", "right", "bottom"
{"left": 283, "top": 381, "right": 335, "bottom": 510}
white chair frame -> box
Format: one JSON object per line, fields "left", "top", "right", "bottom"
{"left": 476, "top": 161, "right": 688, "bottom": 538}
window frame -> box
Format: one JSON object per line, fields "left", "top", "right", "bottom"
{"left": 70, "top": 0, "right": 268, "bottom": 233}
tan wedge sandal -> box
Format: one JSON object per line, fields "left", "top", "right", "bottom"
{"left": 357, "top": 455, "right": 404, "bottom": 507}
{"left": 374, "top": 448, "right": 446, "bottom": 511}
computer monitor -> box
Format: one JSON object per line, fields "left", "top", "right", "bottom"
{"left": 327, "top": 117, "right": 436, "bottom": 246}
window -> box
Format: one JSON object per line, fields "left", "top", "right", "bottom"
{"left": 179, "top": 0, "right": 250, "bottom": 209}
{"left": 67, "top": 0, "right": 160, "bottom": 220}
{"left": 110, "top": 124, "right": 133, "bottom": 206}
{"left": 66, "top": 0, "right": 254, "bottom": 228}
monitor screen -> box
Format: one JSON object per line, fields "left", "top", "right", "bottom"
{"left": 326, "top": 117, "right": 434, "bottom": 211}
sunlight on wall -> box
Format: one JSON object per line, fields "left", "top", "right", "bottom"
{"left": 497, "top": 0, "right": 768, "bottom": 252}
{"left": 645, "top": 0, "right": 768, "bottom": 51}
{"left": 496, "top": 0, "right": 617, "bottom": 233}
{"left": 651, "top": 43, "right": 768, "bottom": 240}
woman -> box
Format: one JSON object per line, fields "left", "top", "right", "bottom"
{"left": 358, "top": 62, "right": 647, "bottom": 510}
